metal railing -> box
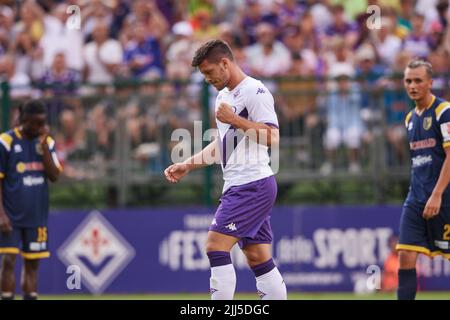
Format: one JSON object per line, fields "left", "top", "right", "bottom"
{"left": 2, "top": 74, "right": 449, "bottom": 207}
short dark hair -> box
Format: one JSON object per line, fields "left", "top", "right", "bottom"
{"left": 191, "top": 39, "right": 234, "bottom": 67}
{"left": 19, "top": 99, "right": 46, "bottom": 122}
{"left": 406, "top": 58, "right": 433, "bottom": 78}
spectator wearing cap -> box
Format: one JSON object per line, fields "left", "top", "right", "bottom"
{"left": 355, "top": 44, "right": 385, "bottom": 110}
{"left": 166, "top": 21, "right": 197, "bottom": 80}
{"left": 245, "top": 22, "right": 292, "bottom": 77}
{"left": 320, "top": 66, "right": 363, "bottom": 175}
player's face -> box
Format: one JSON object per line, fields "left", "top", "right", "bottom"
{"left": 22, "top": 113, "right": 47, "bottom": 138}
{"left": 403, "top": 66, "right": 433, "bottom": 102}
{"left": 198, "top": 58, "right": 230, "bottom": 91}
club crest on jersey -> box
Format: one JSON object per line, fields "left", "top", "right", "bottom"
{"left": 423, "top": 117, "right": 432, "bottom": 130}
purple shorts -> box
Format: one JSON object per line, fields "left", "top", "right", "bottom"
{"left": 209, "top": 176, "right": 277, "bottom": 248}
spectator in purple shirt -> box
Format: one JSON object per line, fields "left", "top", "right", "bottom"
{"left": 123, "top": 22, "right": 164, "bottom": 80}
{"left": 240, "top": 0, "right": 279, "bottom": 46}
{"left": 40, "top": 52, "right": 80, "bottom": 96}
{"left": 324, "top": 4, "right": 358, "bottom": 48}
{"left": 401, "top": 13, "right": 432, "bottom": 59}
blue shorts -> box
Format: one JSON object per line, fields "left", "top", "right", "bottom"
{"left": 396, "top": 202, "right": 450, "bottom": 259}
{"left": 0, "top": 226, "right": 50, "bottom": 259}
{"left": 209, "top": 176, "right": 277, "bottom": 249}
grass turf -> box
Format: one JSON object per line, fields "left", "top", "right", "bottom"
{"left": 38, "top": 291, "right": 450, "bottom": 300}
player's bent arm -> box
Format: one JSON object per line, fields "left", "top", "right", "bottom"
{"left": 431, "top": 147, "right": 450, "bottom": 197}
{"left": 0, "top": 183, "right": 12, "bottom": 233}
{"left": 183, "top": 139, "right": 220, "bottom": 171}
{"left": 230, "top": 116, "right": 279, "bottom": 146}
{"left": 41, "top": 142, "right": 61, "bottom": 182}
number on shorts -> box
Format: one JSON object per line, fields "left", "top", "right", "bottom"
{"left": 37, "top": 227, "right": 47, "bottom": 242}
{"left": 444, "top": 224, "right": 450, "bottom": 241}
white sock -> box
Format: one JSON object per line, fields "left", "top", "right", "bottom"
{"left": 210, "top": 264, "right": 236, "bottom": 300}
{"left": 256, "top": 267, "right": 287, "bottom": 300}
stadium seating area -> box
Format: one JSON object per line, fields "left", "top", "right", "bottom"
{"left": 1, "top": 0, "right": 450, "bottom": 205}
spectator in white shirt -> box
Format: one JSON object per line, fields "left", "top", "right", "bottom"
{"left": 83, "top": 23, "right": 123, "bottom": 85}
{"left": 245, "top": 22, "right": 292, "bottom": 77}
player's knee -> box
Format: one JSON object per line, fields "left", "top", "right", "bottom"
{"left": 205, "top": 239, "right": 222, "bottom": 253}
{"left": 1, "top": 254, "right": 17, "bottom": 271}
{"left": 398, "top": 250, "right": 417, "bottom": 269}
{"left": 243, "top": 250, "right": 260, "bottom": 266}
{"left": 23, "top": 260, "right": 39, "bottom": 276}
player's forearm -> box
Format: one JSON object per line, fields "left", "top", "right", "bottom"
{"left": 0, "top": 183, "right": 6, "bottom": 216}
{"left": 432, "top": 155, "right": 450, "bottom": 196}
{"left": 182, "top": 139, "right": 219, "bottom": 171}
{"left": 230, "top": 117, "right": 279, "bottom": 146}
{"left": 41, "top": 145, "right": 60, "bottom": 182}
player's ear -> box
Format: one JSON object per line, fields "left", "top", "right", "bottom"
{"left": 221, "top": 58, "right": 229, "bottom": 70}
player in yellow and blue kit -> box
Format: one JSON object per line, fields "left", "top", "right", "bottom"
{"left": 396, "top": 59, "right": 450, "bottom": 300}
{"left": 0, "top": 100, "right": 62, "bottom": 300}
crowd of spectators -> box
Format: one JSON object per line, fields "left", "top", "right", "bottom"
{"left": 1, "top": 0, "right": 450, "bottom": 177}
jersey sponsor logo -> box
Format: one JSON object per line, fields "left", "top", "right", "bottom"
{"left": 412, "top": 155, "right": 432, "bottom": 168}
{"left": 23, "top": 176, "right": 45, "bottom": 186}
{"left": 408, "top": 122, "right": 413, "bottom": 131}
{"left": 58, "top": 211, "right": 135, "bottom": 294}
{"left": 423, "top": 117, "right": 432, "bottom": 130}
{"left": 16, "top": 161, "right": 44, "bottom": 173}
{"left": 233, "top": 89, "right": 240, "bottom": 98}
{"left": 409, "top": 138, "right": 436, "bottom": 151}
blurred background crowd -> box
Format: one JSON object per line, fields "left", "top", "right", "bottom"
{"left": 1, "top": 0, "right": 450, "bottom": 205}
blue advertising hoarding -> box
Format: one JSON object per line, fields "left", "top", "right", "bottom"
{"left": 9, "top": 206, "right": 450, "bottom": 294}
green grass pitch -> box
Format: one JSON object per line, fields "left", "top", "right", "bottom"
{"left": 38, "top": 291, "right": 450, "bottom": 300}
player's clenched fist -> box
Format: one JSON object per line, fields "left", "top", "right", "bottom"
{"left": 164, "top": 163, "right": 190, "bottom": 183}
{"left": 216, "top": 103, "right": 236, "bottom": 125}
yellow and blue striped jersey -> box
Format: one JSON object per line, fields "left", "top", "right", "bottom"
{"left": 0, "top": 128, "right": 62, "bottom": 227}
{"left": 404, "top": 95, "right": 450, "bottom": 206}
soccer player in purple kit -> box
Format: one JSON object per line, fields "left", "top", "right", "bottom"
{"left": 164, "top": 40, "right": 286, "bottom": 300}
